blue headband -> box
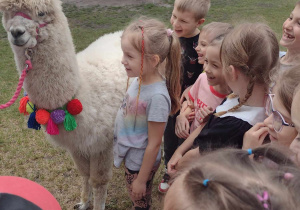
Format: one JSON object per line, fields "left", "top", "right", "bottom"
{"left": 203, "top": 179, "right": 210, "bottom": 187}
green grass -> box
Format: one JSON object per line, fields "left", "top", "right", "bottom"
{"left": 0, "top": 0, "right": 297, "bottom": 209}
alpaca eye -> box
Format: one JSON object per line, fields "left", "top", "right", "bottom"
{"left": 38, "top": 12, "right": 45, "bottom": 17}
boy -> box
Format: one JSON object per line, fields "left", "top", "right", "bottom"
{"left": 159, "top": 0, "right": 211, "bottom": 193}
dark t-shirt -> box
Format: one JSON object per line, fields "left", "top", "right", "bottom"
{"left": 194, "top": 97, "right": 266, "bottom": 152}
{"left": 179, "top": 34, "right": 204, "bottom": 92}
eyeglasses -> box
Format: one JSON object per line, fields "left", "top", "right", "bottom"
{"left": 265, "top": 94, "right": 294, "bottom": 133}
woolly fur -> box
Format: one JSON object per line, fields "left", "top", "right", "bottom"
{"left": 1, "top": 0, "right": 127, "bottom": 209}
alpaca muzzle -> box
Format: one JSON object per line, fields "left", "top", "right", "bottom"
{"left": 13, "top": 12, "right": 47, "bottom": 40}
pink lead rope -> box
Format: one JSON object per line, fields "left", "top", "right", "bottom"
{"left": 0, "top": 60, "right": 32, "bottom": 109}
{"left": 0, "top": 12, "right": 47, "bottom": 109}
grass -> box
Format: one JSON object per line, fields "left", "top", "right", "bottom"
{"left": 0, "top": 0, "right": 297, "bottom": 209}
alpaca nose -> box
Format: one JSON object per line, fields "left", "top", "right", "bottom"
{"left": 11, "top": 28, "right": 25, "bottom": 39}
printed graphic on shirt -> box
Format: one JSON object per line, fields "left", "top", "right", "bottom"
{"left": 117, "top": 93, "right": 148, "bottom": 144}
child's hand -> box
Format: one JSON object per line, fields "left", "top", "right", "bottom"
{"left": 243, "top": 122, "right": 268, "bottom": 150}
{"left": 167, "top": 152, "right": 182, "bottom": 177}
{"left": 131, "top": 178, "right": 146, "bottom": 200}
{"left": 175, "top": 114, "right": 190, "bottom": 139}
{"left": 195, "top": 106, "right": 213, "bottom": 124}
{"left": 180, "top": 101, "right": 189, "bottom": 113}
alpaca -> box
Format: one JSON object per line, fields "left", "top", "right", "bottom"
{"left": 0, "top": 0, "right": 127, "bottom": 209}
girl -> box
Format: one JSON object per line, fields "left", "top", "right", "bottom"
{"left": 290, "top": 77, "right": 300, "bottom": 164}
{"left": 113, "top": 17, "right": 181, "bottom": 209}
{"left": 168, "top": 23, "right": 279, "bottom": 175}
{"left": 243, "top": 66, "right": 299, "bottom": 150}
{"left": 159, "top": 22, "right": 233, "bottom": 194}
{"left": 279, "top": 1, "right": 300, "bottom": 71}
{"left": 164, "top": 146, "right": 299, "bottom": 210}
{"left": 180, "top": 22, "right": 233, "bottom": 103}
{"left": 176, "top": 26, "right": 232, "bottom": 139}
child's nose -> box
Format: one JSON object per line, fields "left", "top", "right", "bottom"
{"left": 173, "top": 19, "right": 179, "bottom": 27}
{"left": 121, "top": 56, "right": 126, "bottom": 65}
{"left": 284, "top": 20, "right": 293, "bottom": 30}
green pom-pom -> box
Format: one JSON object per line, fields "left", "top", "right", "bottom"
{"left": 26, "top": 101, "right": 34, "bottom": 114}
{"left": 64, "top": 111, "right": 77, "bottom": 131}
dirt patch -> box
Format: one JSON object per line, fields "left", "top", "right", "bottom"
{"left": 61, "top": 0, "right": 167, "bottom": 7}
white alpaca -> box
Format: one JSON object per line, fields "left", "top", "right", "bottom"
{"left": 0, "top": 0, "right": 126, "bottom": 209}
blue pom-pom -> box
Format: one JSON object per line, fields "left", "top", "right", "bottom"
{"left": 27, "top": 112, "right": 41, "bottom": 130}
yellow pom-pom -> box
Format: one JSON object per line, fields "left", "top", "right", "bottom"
{"left": 26, "top": 101, "right": 34, "bottom": 114}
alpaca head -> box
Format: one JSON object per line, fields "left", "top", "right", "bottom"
{"left": 0, "top": 0, "right": 63, "bottom": 48}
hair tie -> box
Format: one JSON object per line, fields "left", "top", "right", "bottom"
{"left": 257, "top": 191, "right": 270, "bottom": 210}
{"left": 203, "top": 179, "right": 209, "bottom": 187}
{"left": 247, "top": 149, "right": 252, "bottom": 155}
{"left": 284, "top": 172, "right": 294, "bottom": 180}
{"left": 166, "top": 28, "right": 173, "bottom": 37}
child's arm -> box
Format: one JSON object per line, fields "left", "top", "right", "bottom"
{"left": 167, "top": 123, "right": 205, "bottom": 176}
{"left": 131, "top": 121, "right": 165, "bottom": 200}
{"left": 180, "top": 86, "right": 192, "bottom": 104}
{"left": 175, "top": 105, "right": 193, "bottom": 139}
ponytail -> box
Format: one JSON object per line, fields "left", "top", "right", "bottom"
{"left": 165, "top": 32, "right": 181, "bottom": 115}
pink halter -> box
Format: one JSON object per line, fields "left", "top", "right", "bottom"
{"left": 14, "top": 12, "right": 48, "bottom": 35}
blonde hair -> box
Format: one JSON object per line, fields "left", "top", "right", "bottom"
{"left": 122, "top": 17, "right": 181, "bottom": 115}
{"left": 216, "top": 23, "right": 279, "bottom": 116}
{"left": 166, "top": 145, "right": 298, "bottom": 210}
{"left": 174, "top": 0, "right": 210, "bottom": 20}
{"left": 274, "top": 65, "right": 300, "bottom": 114}
{"left": 201, "top": 22, "right": 233, "bottom": 42}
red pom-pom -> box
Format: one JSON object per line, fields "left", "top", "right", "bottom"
{"left": 67, "top": 99, "right": 83, "bottom": 115}
{"left": 19, "top": 96, "right": 29, "bottom": 115}
{"left": 36, "top": 109, "right": 50, "bottom": 125}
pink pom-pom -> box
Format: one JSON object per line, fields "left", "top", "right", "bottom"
{"left": 47, "top": 118, "right": 59, "bottom": 135}
{"left": 67, "top": 99, "right": 83, "bottom": 115}
{"left": 51, "top": 109, "right": 65, "bottom": 124}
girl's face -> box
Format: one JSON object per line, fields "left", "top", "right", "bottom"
{"left": 121, "top": 35, "right": 142, "bottom": 78}
{"left": 195, "top": 32, "right": 213, "bottom": 64}
{"left": 264, "top": 85, "right": 298, "bottom": 146}
{"left": 204, "top": 45, "right": 226, "bottom": 86}
{"left": 280, "top": 4, "right": 300, "bottom": 51}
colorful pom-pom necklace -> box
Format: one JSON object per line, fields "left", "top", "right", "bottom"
{"left": 19, "top": 96, "right": 83, "bottom": 135}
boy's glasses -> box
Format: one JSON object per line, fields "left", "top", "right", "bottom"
{"left": 265, "top": 94, "right": 294, "bottom": 133}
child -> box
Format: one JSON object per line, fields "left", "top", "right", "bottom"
{"left": 243, "top": 66, "right": 299, "bottom": 150}
{"left": 290, "top": 79, "right": 300, "bottom": 164}
{"left": 279, "top": 1, "right": 300, "bottom": 71}
{"left": 180, "top": 22, "right": 233, "bottom": 102}
{"left": 175, "top": 23, "right": 233, "bottom": 140}
{"left": 168, "top": 23, "right": 279, "bottom": 175}
{"left": 164, "top": 146, "right": 298, "bottom": 210}
{"left": 113, "top": 17, "right": 181, "bottom": 209}
{"left": 160, "top": 0, "right": 210, "bottom": 193}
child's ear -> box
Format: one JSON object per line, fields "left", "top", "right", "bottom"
{"left": 228, "top": 65, "right": 239, "bottom": 81}
{"left": 197, "top": 18, "right": 205, "bottom": 27}
{"left": 151, "top": 55, "right": 160, "bottom": 68}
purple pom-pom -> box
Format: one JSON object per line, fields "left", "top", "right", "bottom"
{"left": 51, "top": 109, "right": 65, "bottom": 124}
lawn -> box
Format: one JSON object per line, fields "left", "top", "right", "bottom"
{"left": 0, "top": 0, "right": 296, "bottom": 209}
